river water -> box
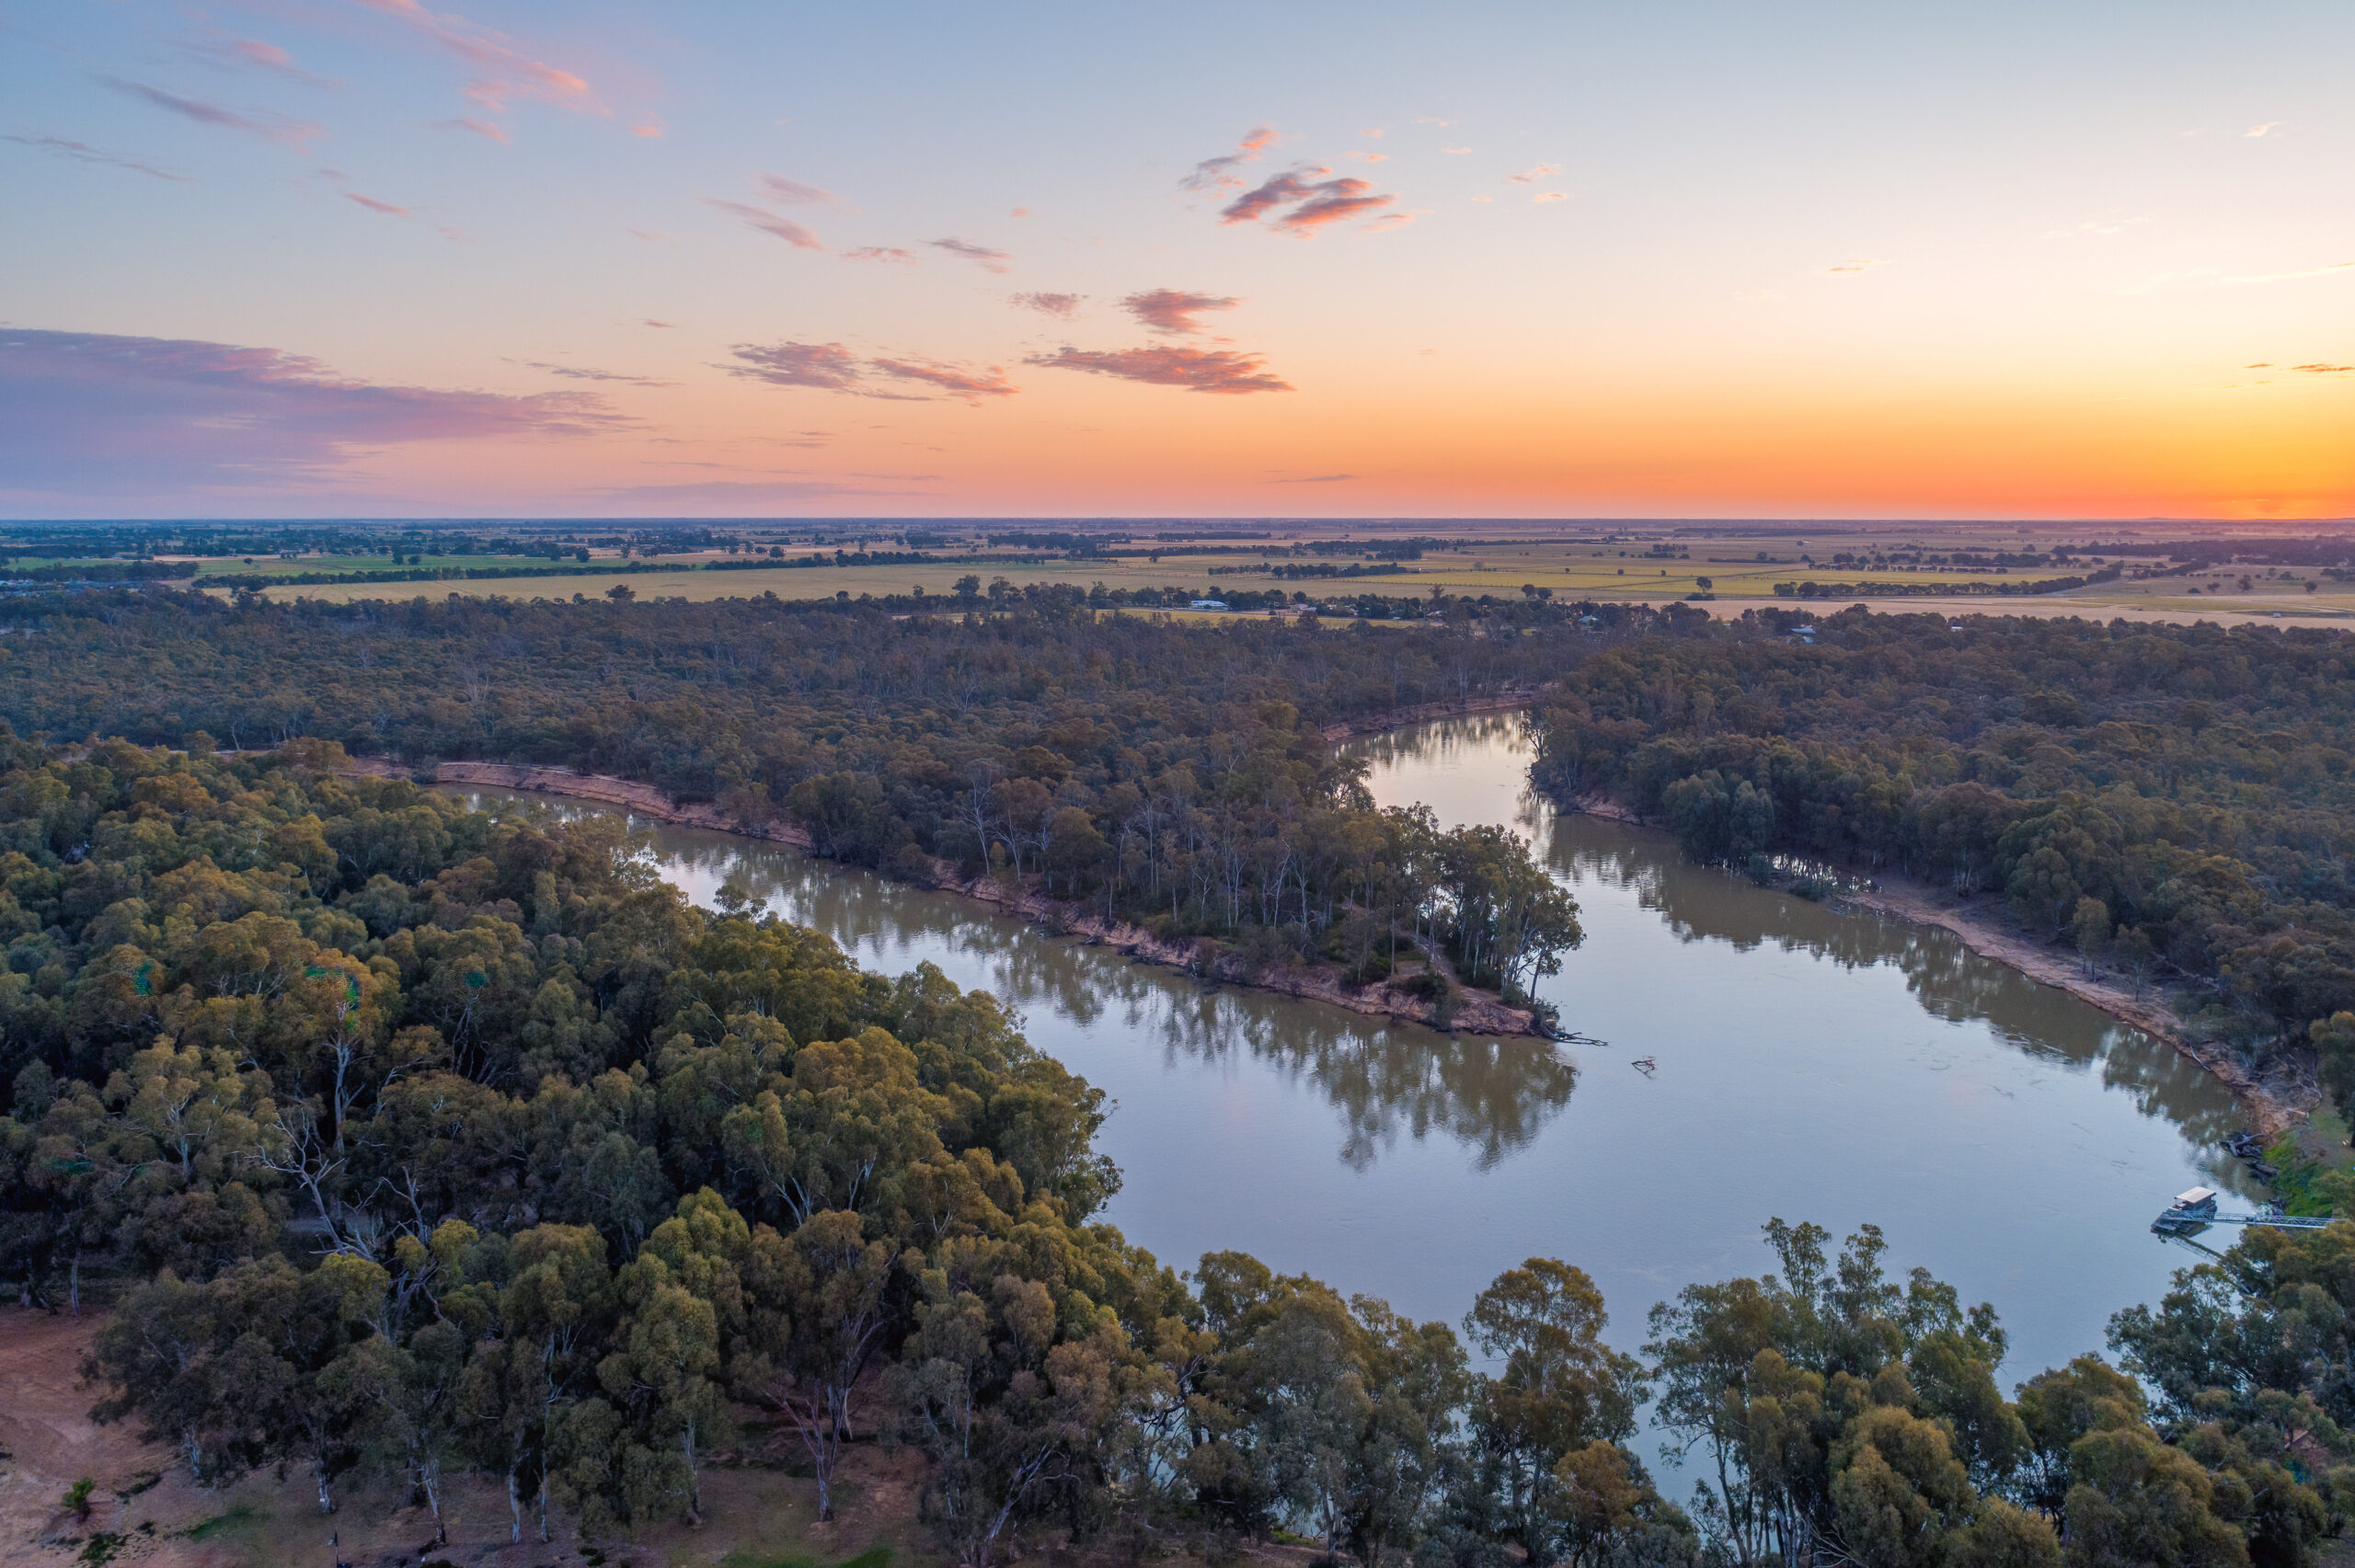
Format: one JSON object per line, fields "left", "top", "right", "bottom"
{"left": 455, "top": 714, "right": 2245, "bottom": 1402}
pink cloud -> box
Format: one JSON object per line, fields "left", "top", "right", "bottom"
{"left": 1121, "top": 289, "right": 1239, "bottom": 334}
{"left": 353, "top": 0, "right": 599, "bottom": 113}
{"left": 643, "top": 319, "right": 677, "bottom": 327}
{"left": 4, "top": 133, "right": 190, "bottom": 182}
{"left": 1010, "top": 292, "right": 1083, "bottom": 318}
{"left": 866, "top": 357, "right": 1017, "bottom": 403}
{"left": 705, "top": 198, "right": 826, "bottom": 250}
{"left": 183, "top": 35, "right": 338, "bottom": 90}
{"left": 1273, "top": 183, "right": 1392, "bottom": 234}
{"left": 727, "top": 341, "right": 865, "bottom": 391}
{"left": 434, "top": 117, "right": 510, "bottom": 143}
{"left": 102, "top": 79, "right": 325, "bottom": 152}
{"left": 1360, "top": 210, "right": 1427, "bottom": 234}
{"left": 346, "top": 192, "right": 408, "bottom": 216}
{"left": 1532, "top": 192, "right": 1568, "bottom": 204}
{"left": 1183, "top": 126, "right": 1280, "bottom": 191}
{"left": 630, "top": 120, "right": 663, "bottom": 139}
{"left": 726, "top": 341, "right": 1017, "bottom": 403}
{"left": 1505, "top": 163, "right": 1561, "bottom": 183}
{"left": 844, "top": 246, "right": 917, "bottom": 264}
{"left": 757, "top": 174, "right": 837, "bottom": 205}
{"left": 0, "top": 327, "right": 619, "bottom": 494}
{"left": 1219, "top": 168, "right": 1395, "bottom": 235}
{"left": 1025, "top": 345, "right": 1292, "bottom": 395}
{"left": 927, "top": 236, "right": 1012, "bottom": 273}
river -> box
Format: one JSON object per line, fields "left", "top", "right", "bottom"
{"left": 454, "top": 713, "right": 2246, "bottom": 1408}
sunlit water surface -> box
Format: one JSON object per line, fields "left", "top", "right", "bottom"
{"left": 454, "top": 714, "right": 2237, "bottom": 1415}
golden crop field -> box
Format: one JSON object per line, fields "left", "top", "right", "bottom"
{"left": 234, "top": 522, "right": 2355, "bottom": 624}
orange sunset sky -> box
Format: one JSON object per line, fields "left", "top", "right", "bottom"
{"left": 3, "top": 0, "right": 2350, "bottom": 519}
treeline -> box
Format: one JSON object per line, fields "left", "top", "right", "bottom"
{"left": 6, "top": 742, "right": 2347, "bottom": 1566}
{"left": 0, "top": 587, "right": 1649, "bottom": 1002}
{"left": 1765, "top": 567, "right": 2120, "bottom": 599}
{"left": 3, "top": 560, "right": 197, "bottom": 584}
{"left": 1532, "top": 605, "right": 2355, "bottom": 1070}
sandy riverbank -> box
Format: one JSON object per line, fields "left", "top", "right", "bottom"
{"left": 1846, "top": 876, "right": 2306, "bottom": 1137}
{"left": 1550, "top": 794, "right": 2306, "bottom": 1135}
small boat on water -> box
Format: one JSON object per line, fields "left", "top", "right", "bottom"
{"left": 2153, "top": 1185, "right": 2219, "bottom": 1233}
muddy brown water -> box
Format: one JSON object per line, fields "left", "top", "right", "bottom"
{"left": 453, "top": 713, "right": 2246, "bottom": 1423}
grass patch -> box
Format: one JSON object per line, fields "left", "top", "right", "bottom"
{"left": 184, "top": 1504, "right": 266, "bottom": 1541}
{"left": 2266, "top": 1135, "right": 2354, "bottom": 1219}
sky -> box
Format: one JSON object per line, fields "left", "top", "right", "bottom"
{"left": 2, "top": 0, "right": 2350, "bottom": 521}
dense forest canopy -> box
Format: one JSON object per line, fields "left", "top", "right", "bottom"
{"left": 10, "top": 587, "right": 2355, "bottom": 1560}
{"left": 1534, "top": 605, "right": 2355, "bottom": 1085}
{"left": 0, "top": 587, "right": 1614, "bottom": 1003}
{"left": 4, "top": 738, "right": 2351, "bottom": 1567}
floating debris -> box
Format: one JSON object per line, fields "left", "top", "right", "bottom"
{"left": 1631, "top": 1057, "right": 1658, "bottom": 1075}
{"left": 1558, "top": 1031, "right": 1611, "bottom": 1047}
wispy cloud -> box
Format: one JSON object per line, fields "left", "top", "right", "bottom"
{"left": 1532, "top": 192, "right": 1568, "bottom": 203}
{"left": 705, "top": 198, "right": 826, "bottom": 250}
{"left": 630, "top": 119, "right": 663, "bottom": 139}
{"left": 1505, "top": 162, "right": 1561, "bottom": 183}
{"left": 1010, "top": 292, "right": 1083, "bottom": 318}
{"left": 0, "top": 327, "right": 619, "bottom": 493}
{"left": 1221, "top": 168, "right": 1395, "bottom": 235}
{"left": 102, "top": 79, "right": 326, "bottom": 152}
{"left": 725, "top": 340, "right": 1013, "bottom": 402}
{"left": 844, "top": 246, "right": 917, "bottom": 264}
{"left": 1823, "top": 258, "right": 1888, "bottom": 275}
{"left": 346, "top": 192, "right": 408, "bottom": 216}
{"left": 757, "top": 174, "right": 837, "bottom": 205}
{"left": 866, "top": 357, "right": 1017, "bottom": 403}
{"left": 433, "top": 117, "right": 510, "bottom": 143}
{"left": 1184, "top": 126, "right": 1279, "bottom": 191}
{"left": 1121, "top": 289, "right": 1239, "bottom": 334}
{"left": 2231, "top": 260, "right": 2354, "bottom": 285}
{"left": 576, "top": 478, "right": 908, "bottom": 507}
{"left": 2246, "top": 121, "right": 2283, "bottom": 138}
{"left": 1025, "top": 345, "right": 1292, "bottom": 395}
{"left": 3, "top": 133, "right": 191, "bottom": 183}
{"left": 353, "top": 0, "right": 600, "bottom": 114}
{"left": 180, "top": 35, "right": 338, "bottom": 90}
{"left": 927, "top": 236, "right": 1012, "bottom": 272}
{"left": 1413, "top": 115, "right": 1456, "bottom": 127}
{"left": 1361, "top": 209, "right": 1429, "bottom": 233}
{"left": 509, "top": 359, "right": 679, "bottom": 386}
{"left": 1276, "top": 473, "right": 1356, "bottom": 482}
{"left": 2292, "top": 362, "right": 2353, "bottom": 375}
{"left": 643, "top": 319, "right": 677, "bottom": 328}
{"left": 727, "top": 341, "right": 865, "bottom": 391}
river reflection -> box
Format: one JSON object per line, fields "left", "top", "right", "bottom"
{"left": 457, "top": 789, "right": 1580, "bottom": 1171}
{"left": 454, "top": 717, "right": 2251, "bottom": 1396}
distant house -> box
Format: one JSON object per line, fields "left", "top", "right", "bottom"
{"left": 1189, "top": 599, "right": 1228, "bottom": 611}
